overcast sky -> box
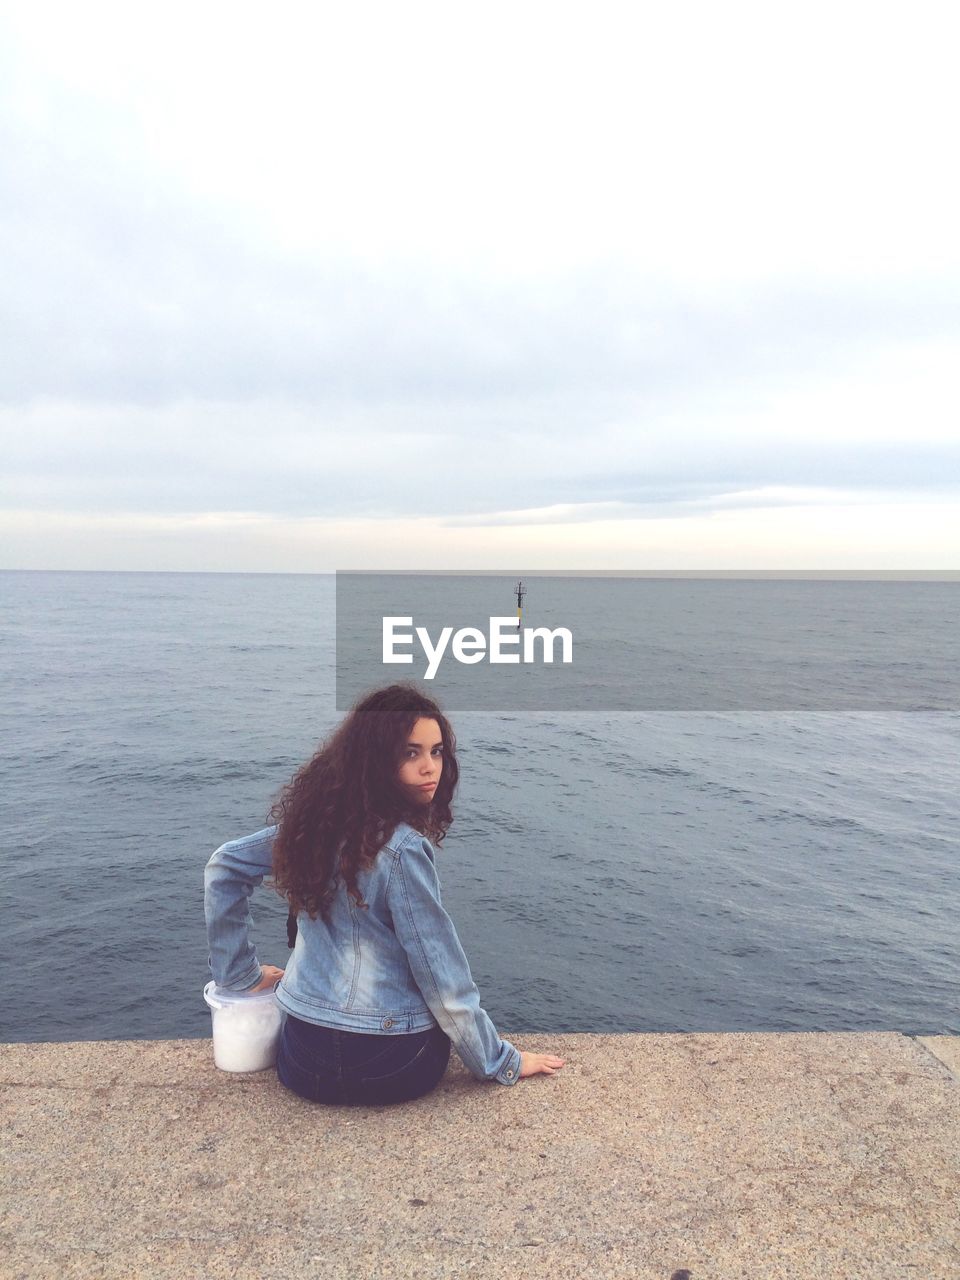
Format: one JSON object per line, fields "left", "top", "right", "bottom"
{"left": 2, "top": 0, "right": 958, "bottom": 570}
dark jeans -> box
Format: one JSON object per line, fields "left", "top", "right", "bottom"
{"left": 276, "top": 1012, "right": 451, "bottom": 1106}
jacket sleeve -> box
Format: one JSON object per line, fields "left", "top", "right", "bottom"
{"left": 386, "top": 835, "right": 522, "bottom": 1086}
{"left": 203, "top": 826, "right": 277, "bottom": 992}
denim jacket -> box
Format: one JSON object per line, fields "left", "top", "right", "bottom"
{"left": 203, "top": 820, "right": 521, "bottom": 1085}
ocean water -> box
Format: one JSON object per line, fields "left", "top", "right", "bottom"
{"left": 1, "top": 569, "right": 957, "bottom": 1043}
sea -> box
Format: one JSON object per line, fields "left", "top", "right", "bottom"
{"left": 1, "top": 570, "right": 957, "bottom": 1043}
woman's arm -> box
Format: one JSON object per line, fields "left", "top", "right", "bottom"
{"left": 203, "top": 826, "right": 277, "bottom": 991}
{"left": 386, "top": 835, "right": 522, "bottom": 1086}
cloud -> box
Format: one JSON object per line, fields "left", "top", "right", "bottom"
{"left": 3, "top": 340, "right": 959, "bottom": 522}
{"left": 3, "top": 125, "right": 960, "bottom": 413}
{"left": 2, "top": 2, "right": 960, "bottom": 567}
{"left": 3, "top": 496, "right": 959, "bottom": 573}
{"left": 3, "top": 5, "right": 960, "bottom": 414}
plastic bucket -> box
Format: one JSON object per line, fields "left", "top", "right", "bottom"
{"left": 202, "top": 980, "right": 282, "bottom": 1072}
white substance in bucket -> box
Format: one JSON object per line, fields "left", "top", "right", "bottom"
{"left": 203, "top": 982, "right": 282, "bottom": 1072}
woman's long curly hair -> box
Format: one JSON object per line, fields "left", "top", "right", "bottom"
{"left": 267, "top": 683, "right": 459, "bottom": 928}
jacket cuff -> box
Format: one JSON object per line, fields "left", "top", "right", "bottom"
{"left": 494, "top": 1042, "right": 522, "bottom": 1085}
{"left": 222, "top": 964, "right": 263, "bottom": 993}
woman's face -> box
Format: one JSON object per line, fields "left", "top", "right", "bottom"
{"left": 397, "top": 716, "right": 444, "bottom": 806}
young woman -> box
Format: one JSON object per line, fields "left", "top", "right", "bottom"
{"left": 204, "top": 682, "right": 566, "bottom": 1105}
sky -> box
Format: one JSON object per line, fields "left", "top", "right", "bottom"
{"left": 1, "top": 0, "right": 959, "bottom": 571}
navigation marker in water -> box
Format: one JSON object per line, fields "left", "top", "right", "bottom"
{"left": 515, "top": 578, "right": 526, "bottom": 629}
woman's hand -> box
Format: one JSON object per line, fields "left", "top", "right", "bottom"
{"left": 519, "top": 1050, "right": 566, "bottom": 1078}
{"left": 245, "top": 965, "right": 285, "bottom": 994}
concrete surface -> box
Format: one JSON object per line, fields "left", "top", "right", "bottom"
{"left": 2, "top": 1032, "right": 959, "bottom": 1279}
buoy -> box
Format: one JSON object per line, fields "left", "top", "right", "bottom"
{"left": 515, "top": 578, "right": 526, "bottom": 629}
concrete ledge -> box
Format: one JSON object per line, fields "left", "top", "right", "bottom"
{"left": 2, "top": 1032, "right": 959, "bottom": 1279}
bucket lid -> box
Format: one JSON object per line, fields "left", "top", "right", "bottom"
{"left": 203, "top": 979, "right": 279, "bottom": 1010}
